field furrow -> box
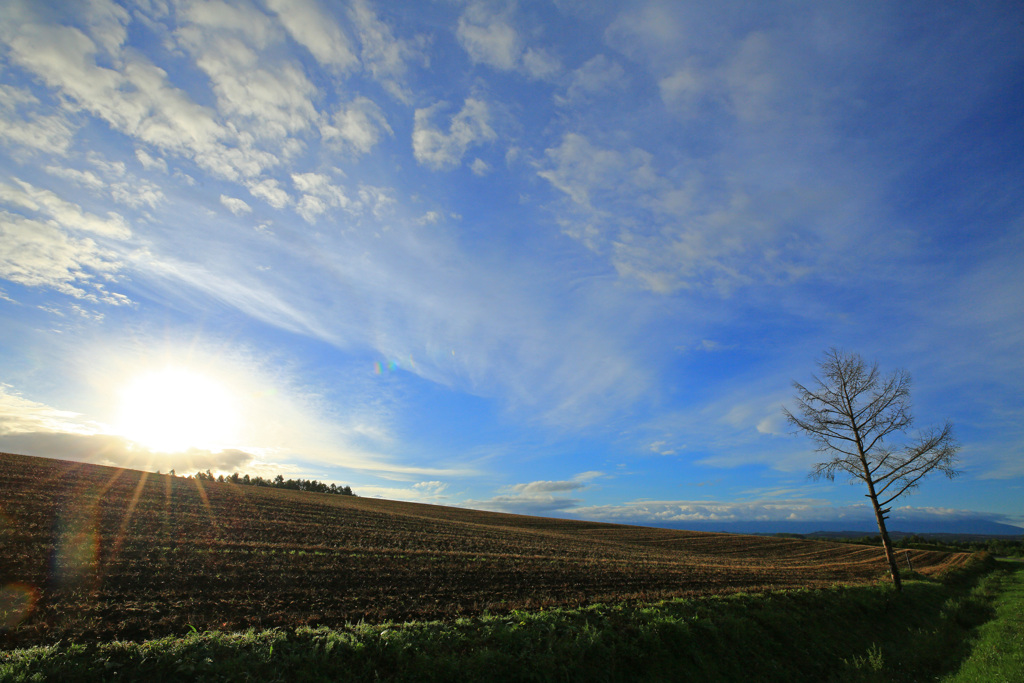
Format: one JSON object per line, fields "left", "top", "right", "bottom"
{"left": 0, "top": 453, "right": 971, "bottom": 648}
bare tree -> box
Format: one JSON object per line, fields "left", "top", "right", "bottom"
{"left": 784, "top": 348, "right": 959, "bottom": 591}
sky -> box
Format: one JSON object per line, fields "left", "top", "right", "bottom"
{"left": 1, "top": 0, "right": 1022, "bottom": 534}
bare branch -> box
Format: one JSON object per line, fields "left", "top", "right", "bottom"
{"left": 784, "top": 349, "right": 960, "bottom": 592}
{"left": 877, "top": 422, "right": 958, "bottom": 507}
{"left": 867, "top": 448, "right": 894, "bottom": 478}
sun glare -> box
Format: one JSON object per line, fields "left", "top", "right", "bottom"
{"left": 115, "top": 367, "right": 240, "bottom": 453}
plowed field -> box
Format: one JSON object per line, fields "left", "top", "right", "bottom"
{"left": 0, "top": 453, "right": 971, "bottom": 648}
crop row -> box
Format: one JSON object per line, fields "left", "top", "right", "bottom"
{"left": 0, "top": 453, "right": 971, "bottom": 647}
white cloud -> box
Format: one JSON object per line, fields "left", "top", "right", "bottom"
{"left": 412, "top": 98, "right": 497, "bottom": 170}
{"left": 648, "top": 440, "right": 677, "bottom": 456}
{"left": 291, "top": 172, "right": 349, "bottom": 222}
{"left": 570, "top": 498, "right": 876, "bottom": 526}
{"left": 649, "top": 32, "right": 783, "bottom": 125}
{"left": 2, "top": 18, "right": 277, "bottom": 182}
{"left": 82, "top": 0, "right": 132, "bottom": 55}
{"left": 455, "top": 4, "right": 560, "bottom": 80}
{"left": 250, "top": 171, "right": 390, "bottom": 223}
{"left": 45, "top": 165, "right": 105, "bottom": 191}
{"left": 0, "top": 383, "right": 99, "bottom": 436}
{"left": 0, "top": 178, "right": 130, "bottom": 239}
{"left": 571, "top": 498, "right": 1024, "bottom": 531}
{"left": 537, "top": 132, "right": 654, "bottom": 210}
{"left": 466, "top": 471, "right": 604, "bottom": 516}
{"left": 697, "top": 339, "right": 729, "bottom": 352}
{"left": 0, "top": 84, "right": 75, "bottom": 155}
{"left": 658, "top": 65, "right": 705, "bottom": 112}
{"left": 456, "top": 5, "right": 521, "bottom": 71}
{"left": 417, "top": 210, "right": 442, "bottom": 225}
{"left": 603, "top": 3, "right": 688, "bottom": 64}
{"left": 538, "top": 132, "right": 815, "bottom": 295}
{"left": 175, "top": 1, "right": 320, "bottom": 142}
{"left": 413, "top": 480, "right": 449, "bottom": 495}
{"left": 135, "top": 149, "right": 168, "bottom": 173}
{"left": 756, "top": 415, "right": 785, "bottom": 436}
{"left": 468, "top": 491, "right": 582, "bottom": 516}
{"left": 291, "top": 172, "right": 341, "bottom": 198}
{"left": 349, "top": 0, "right": 420, "bottom": 101}
{"left": 354, "top": 184, "right": 394, "bottom": 218}
{"left": 220, "top": 194, "right": 252, "bottom": 216}
{"left": 522, "top": 47, "right": 561, "bottom": 80}
{"left": 357, "top": 479, "right": 455, "bottom": 502}
{"left": 86, "top": 155, "right": 126, "bottom": 178}
{"left": 470, "top": 158, "right": 490, "bottom": 176}
{"left": 181, "top": 0, "right": 276, "bottom": 48}
{"left": 137, "top": 253, "right": 335, "bottom": 340}
{"left": 722, "top": 32, "right": 781, "bottom": 124}
{"left": 510, "top": 479, "right": 586, "bottom": 495}
{"left": 0, "top": 211, "right": 128, "bottom": 303}
{"left": 558, "top": 54, "right": 626, "bottom": 104}
{"left": 1, "top": 9, "right": 657, "bottom": 432}
{"left": 45, "top": 160, "right": 164, "bottom": 210}
{"left": 296, "top": 194, "right": 327, "bottom": 223}
{"left": 247, "top": 177, "right": 290, "bottom": 208}
{"left": 265, "top": 0, "right": 359, "bottom": 72}
{"left": 110, "top": 178, "right": 164, "bottom": 210}
{"left": 322, "top": 97, "right": 392, "bottom": 155}
{"left": 174, "top": 170, "right": 197, "bottom": 186}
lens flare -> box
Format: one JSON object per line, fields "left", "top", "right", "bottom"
{"left": 110, "top": 472, "right": 149, "bottom": 562}
{"left": 52, "top": 507, "right": 100, "bottom": 589}
{"left": 374, "top": 356, "right": 415, "bottom": 375}
{"left": 0, "top": 583, "right": 38, "bottom": 631}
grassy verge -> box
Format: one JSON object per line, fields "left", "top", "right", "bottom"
{"left": 0, "top": 554, "right": 1000, "bottom": 683}
{"left": 940, "top": 559, "right": 1024, "bottom": 682}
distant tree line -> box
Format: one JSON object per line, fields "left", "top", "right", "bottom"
{"left": 826, "top": 534, "right": 1023, "bottom": 558}
{"left": 189, "top": 470, "right": 356, "bottom": 496}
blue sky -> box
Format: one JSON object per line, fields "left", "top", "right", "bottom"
{"left": 1, "top": 0, "right": 1022, "bottom": 532}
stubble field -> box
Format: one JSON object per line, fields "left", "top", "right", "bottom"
{"left": 0, "top": 452, "right": 971, "bottom": 648}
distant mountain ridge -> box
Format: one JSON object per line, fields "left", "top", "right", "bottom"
{"left": 805, "top": 530, "right": 1024, "bottom": 542}
{"left": 631, "top": 518, "right": 1024, "bottom": 539}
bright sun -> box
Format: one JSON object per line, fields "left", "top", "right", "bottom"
{"left": 115, "top": 367, "right": 240, "bottom": 453}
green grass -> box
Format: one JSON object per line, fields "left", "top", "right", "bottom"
{"left": 940, "top": 559, "right": 1024, "bottom": 682}
{"left": 0, "top": 554, "right": 1006, "bottom": 682}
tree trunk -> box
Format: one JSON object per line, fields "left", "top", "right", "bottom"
{"left": 870, "top": 498, "right": 902, "bottom": 592}
{"left": 851, "top": 421, "right": 903, "bottom": 592}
